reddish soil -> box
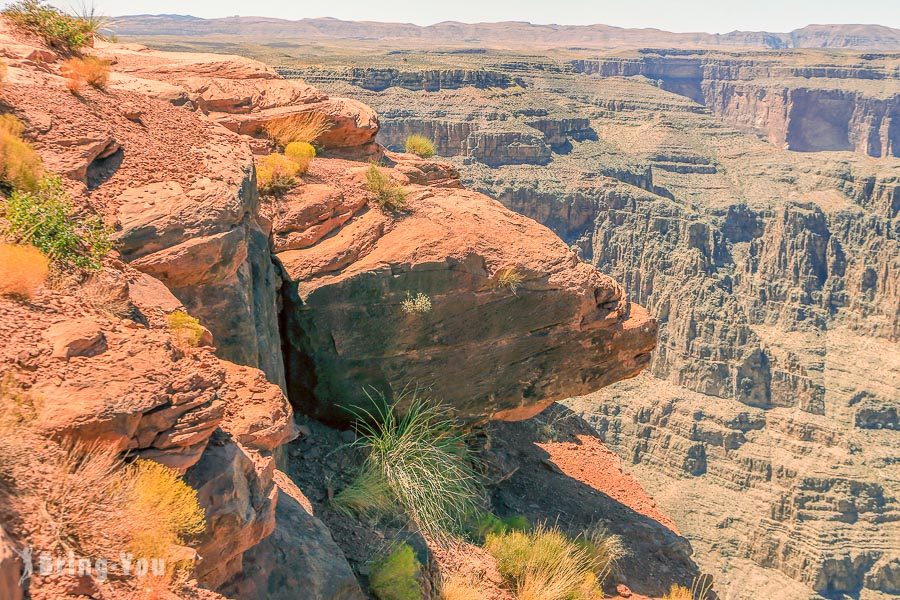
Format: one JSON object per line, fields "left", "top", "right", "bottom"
{"left": 538, "top": 434, "right": 680, "bottom": 534}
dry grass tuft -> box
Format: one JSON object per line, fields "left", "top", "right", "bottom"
{"left": 62, "top": 56, "right": 110, "bottom": 93}
{"left": 485, "top": 523, "right": 620, "bottom": 600}
{"left": 366, "top": 165, "right": 407, "bottom": 211}
{"left": 263, "top": 112, "right": 332, "bottom": 148}
{"left": 167, "top": 310, "right": 204, "bottom": 349}
{"left": 439, "top": 574, "right": 484, "bottom": 600}
{"left": 496, "top": 266, "right": 524, "bottom": 294}
{"left": 405, "top": 134, "right": 436, "bottom": 158}
{"left": 0, "top": 243, "right": 49, "bottom": 299}
{"left": 662, "top": 576, "right": 714, "bottom": 600}
{"left": 0, "top": 113, "right": 44, "bottom": 192}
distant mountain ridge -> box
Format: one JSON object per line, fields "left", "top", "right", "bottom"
{"left": 108, "top": 15, "right": 900, "bottom": 50}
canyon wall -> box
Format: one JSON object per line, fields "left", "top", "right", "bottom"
{"left": 571, "top": 51, "right": 899, "bottom": 158}
{"left": 284, "top": 47, "right": 899, "bottom": 599}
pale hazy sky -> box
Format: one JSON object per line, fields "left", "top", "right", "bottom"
{"left": 32, "top": 0, "right": 900, "bottom": 33}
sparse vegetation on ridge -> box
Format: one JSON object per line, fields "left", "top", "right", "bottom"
{"left": 2, "top": 0, "right": 101, "bottom": 52}
{"left": 333, "top": 389, "right": 484, "bottom": 538}
{"left": 404, "top": 134, "right": 436, "bottom": 158}
{"left": 366, "top": 164, "right": 407, "bottom": 210}
{"left": 3, "top": 175, "right": 112, "bottom": 271}
{"left": 257, "top": 153, "right": 303, "bottom": 196}
{"left": 368, "top": 543, "right": 424, "bottom": 600}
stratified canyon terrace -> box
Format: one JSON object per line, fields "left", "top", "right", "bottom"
{"left": 196, "top": 41, "right": 900, "bottom": 600}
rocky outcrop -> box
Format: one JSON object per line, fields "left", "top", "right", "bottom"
{"left": 220, "top": 472, "right": 365, "bottom": 600}
{"left": 0, "top": 527, "right": 22, "bottom": 600}
{"left": 297, "top": 45, "right": 900, "bottom": 600}
{"left": 278, "top": 66, "right": 522, "bottom": 92}
{"left": 273, "top": 158, "right": 656, "bottom": 424}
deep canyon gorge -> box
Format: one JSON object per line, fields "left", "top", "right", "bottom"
{"left": 0, "top": 7, "right": 897, "bottom": 600}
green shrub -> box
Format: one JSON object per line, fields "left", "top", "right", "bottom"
{"left": 167, "top": 310, "right": 204, "bottom": 348}
{"left": 3, "top": 175, "right": 112, "bottom": 270}
{"left": 342, "top": 389, "right": 484, "bottom": 538}
{"left": 469, "top": 512, "right": 529, "bottom": 542}
{"left": 366, "top": 164, "right": 407, "bottom": 211}
{"left": 404, "top": 135, "right": 436, "bottom": 158}
{"left": 0, "top": 114, "right": 43, "bottom": 193}
{"left": 369, "top": 543, "right": 423, "bottom": 600}
{"left": 2, "top": 0, "right": 100, "bottom": 52}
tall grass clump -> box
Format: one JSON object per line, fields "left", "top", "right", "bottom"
{"left": 368, "top": 543, "right": 423, "bottom": 600}
{"left": 0, "top": 243, "right": 49, "bottom": 299}
{"left": 404, "top": 134, "right": 436, "bottom": 158}
{"left": 0, "top": 114, "right": 43, "bottom": 193}
{"left": 3, "top": 175, "right": 112, "bottom": 270}
{"left": 439, "top": 574, "right": 483, "bottom": 600}
{"left": 333, "top": 389, "right": 484, "bottom": 539}
{"left": 2, "top": 0, "right": 101, "bottom": 52}
{"left": 366, "top": 164, "right": 407, "bottom": 211}
{"left": 485, "top": 523, "right": 624, "bottom": 600}
{"left": 263, "top": 112, "right": 332, "bottom": 149}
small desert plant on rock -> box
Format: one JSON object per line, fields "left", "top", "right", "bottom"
{"left": 263, "top": 112, "right": 332, "bottom": 148}
{"left": 62, "top": 55, "right": 110, "bottom": 93}
{"left": 334, "top": 389, "right": 484, "bottom": 538}
{"left": 404, "top": 134, "right": 436, "bottom": 158}
{"left": 0, "top": 114, "right": 44, "bottom": 193}
{"left": 257, "top": 153, "right": 302, "bottom": 197}
{"left": 496, "top": 266, "right": 524, "bottom": 294}
{"left": 368, "top": 543, "right": 423, "bottom": 600}
{"left": 0, "top": 243, "right": 49, "bottom": 299}
{"left": 284, "top": 141, "right": 316, "bottom": 173}
{"left": 167, "top": 310, "right": 204, "bottom": 348}
{"left": 3, "top": 175, "right": 112, "bottom": 270}
{"left": 485, "top": 523, "right": 619, "bottom": 600}
{"left": 400, "top": 291, "right": 432, "bottom": 314}
{"left": 366, "top": 164, "right": 407, "bottom": 211}
{"left": 2, "top": 0, "right": 100, "bottom": 52}
{"left": 126, "top": 459, "right": 207, "bottom": 561}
